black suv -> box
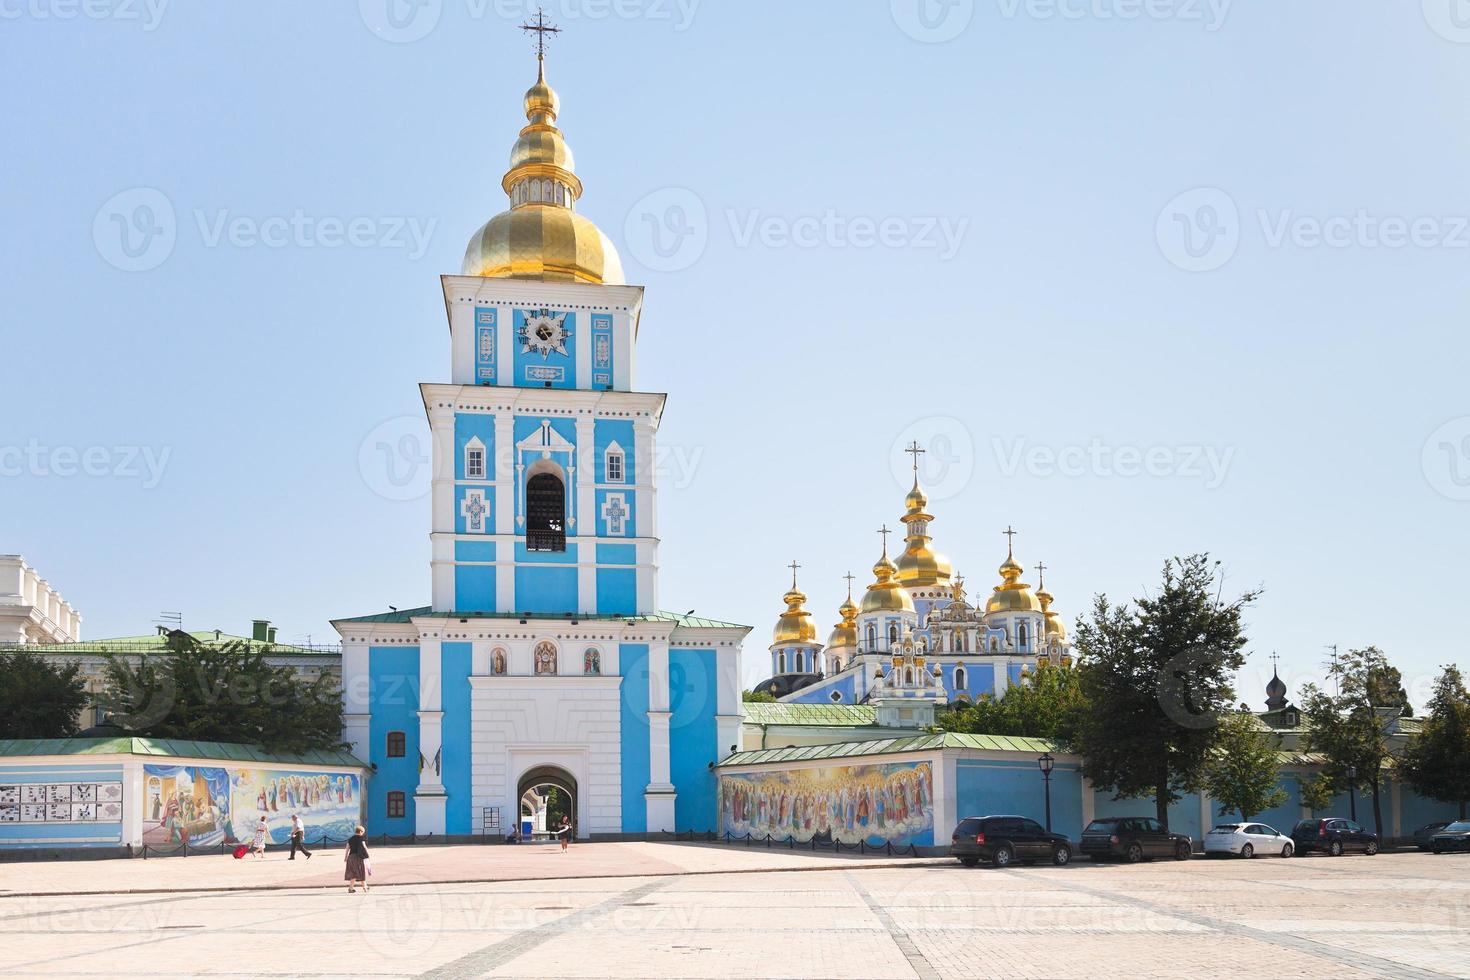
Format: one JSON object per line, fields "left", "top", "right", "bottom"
{"left": 949, "top": 815, "right": 1073, "bottom": 868}
{"left": 1079, "top": 817, "right": 1193, "bottom": 862}
{"left": 1290, "top": 817, "right": 1379, "bottom": 856}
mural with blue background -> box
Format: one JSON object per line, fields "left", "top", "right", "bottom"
{"left": 720, "top": 761, "right": 935, "bottom": 846}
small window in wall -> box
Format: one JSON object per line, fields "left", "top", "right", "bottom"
{"left": 829, "top": 690, "right": 843, "bottom": 703}
{"left": 796, "top": 652, "right": 805, "bottom": 673}
{"left": 904, "top": 668, "right": 915, "bottom": 685}
{"left": 1018, "top": 622, "right": 1029, "bottom": 648}
{"left": 888, "top": 624, "right": 898, "bottom": 644}
{"left": 387, "top": 791, "right": 406, "bottom": 818}
{"left": 866, "top": 625, "right": 876, "bottom": 648}
{"left": 955, "top": 666, "right": 967, "bottom": 690}
{"left": 605, "top": 445, "right": 625, "bottom": 483}
{"left": 465, "top": 442, "right": 486, "bottom": 479}
{"left": 386, "top": 731, "right": 406, "bottom": 758}
{"left": 778, "top": 652, "right": 787, "bottom": 673}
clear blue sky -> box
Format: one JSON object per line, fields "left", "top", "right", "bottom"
{"left": 4, "top": 2, "right": 1468, "bottom": 704}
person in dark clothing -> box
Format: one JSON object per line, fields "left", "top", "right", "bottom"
{"left": 344, "top": 824, "right": 370, "bottom": 893}
{"left": 289, "top": 814, "right": 312, "bottom": 860}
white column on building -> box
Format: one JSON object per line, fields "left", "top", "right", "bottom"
{"left": 993, "top": 661, "right": 1010, "bottom": 698}
{"left": 575, "top": 415, "right": 597, "bottom": 613}
{"left": 123, "top": 759, "right": 145, "bottom": 850}
{"left": 494, "top": 411, "right": 516, "bottom": 613}
{"left": 416, "top": 633, "right": 447, "bottom": 834}
{"left": 633, "top": 414, "right": 659, "bottom": 614}
{"left": 714, "top": 645, "right": 742, "bottom": 761}
{"left": 645, "top": 636, "right": 676, "bottom": 832}
{"left": 341, "top": 639, "right": 372, "bottom": 764}
{"left": 429, "top": 401, "right": 457, "bottom": 612}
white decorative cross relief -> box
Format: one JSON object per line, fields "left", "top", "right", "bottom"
{"left": 601, "top": 493, "right": 628, "bottom": 536}
{"left": 461, "top": 489, "right": 489, "bottom": 533}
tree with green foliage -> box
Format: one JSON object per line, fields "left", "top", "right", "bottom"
{"left": 0, "top": 648, "right": 90, "bottom": 739}
{"left": 742, "top": 689, "right": 776, "bottom": 703}
{"left": 1201, "top": 711, "right": 1288, "bottom": 822}
{"left": 1397, "top": 665, "right": 1470, "bottom": 819}
{"left": 939, "top": 661, "right": 1086, "bottom": 743}
{"left": 1298, "top": 773, "right": 1337, "bottom": 815}
{"left": 96, "top": 632, "right": 344, "bottom": 754}
{"left": 1069, "top": 554, "right": 1260, "bottom": 830}
{"left": 1299, "top": 646, "right": 1401, "bottom": 836}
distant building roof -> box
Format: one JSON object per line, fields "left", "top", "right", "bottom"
{"left": 21, "top": 630, "right": 337, "bottom": 658}
{"left": 0, "top": 736, "right": 366, "bottom": 769}
{"left": 742, "top": 701, "right": 879, "bottom": 727}
{"left": 720, "top": 731, "right": 1060, "bottom": 767}
{"left": 333, "top": 606, "right": 749, "bottom": 631}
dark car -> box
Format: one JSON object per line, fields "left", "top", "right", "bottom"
{"left": 1429, "top": 820, "right": 1470, "bottom": 853}
{"left": 1079, "top": 817, "right": 1192, "bottom": 862}
{"left": 1414, "top": 821, "right": 1453, "bottom": 850}
{"left": 949, "top": 815, "right": 1072, "bottom": 868}
{"left": 1290, "top": 817, "right": 1379, "bottom": 856}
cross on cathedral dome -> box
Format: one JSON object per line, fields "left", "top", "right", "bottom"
{"left": 461, "top": 39, "right": 624, "bottom": 285}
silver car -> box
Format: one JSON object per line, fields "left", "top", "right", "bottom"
{"left": 1204, "top": 822, "right": 1294, "bottom": 858}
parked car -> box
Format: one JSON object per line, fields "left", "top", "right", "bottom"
{"left": 1203, "top": 822, "right": 1295, "bottom": 858}
{"left": 1413, "top": 821, "right": 1453, "bottom": 850}
{"left": 949, "top": 815, "right": 1073, "bottom": 868}
{"left": 1079, "top": 816, "right": 1192, "bottom": 862}
{"left": 1429, "top": 820, "right": 1470, "bottom": 854}
{"left": 1289, "top": 817, "right": 1379, "bottom": 856}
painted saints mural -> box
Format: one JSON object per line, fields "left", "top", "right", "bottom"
{"left": 144, "top": 764, "right": 361, "bottom": 846}
{"left": 718, "top": 761, "right": 934, "bottom": 847}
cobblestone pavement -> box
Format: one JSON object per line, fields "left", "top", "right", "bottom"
{"left": 0, "top": 849, "right": 1466, "bottom": 978}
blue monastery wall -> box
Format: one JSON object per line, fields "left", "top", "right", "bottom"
{"left": 618, "top": 643, "right": 651, "bottom": 833}
{"left": 367, "top": 645, "right": 420, "bottom": 833}
{"left": 670, "top": 648, "right": 720, "bottom": 832}
{"left": 956, "top": 757, "right": 1085, "bottom": 838}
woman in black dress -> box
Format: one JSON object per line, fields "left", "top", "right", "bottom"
{"left": 344, "top": 824, "right": 370, "bottom": 893}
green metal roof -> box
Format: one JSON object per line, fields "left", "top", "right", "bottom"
{"left": 719, "top": 731, "right": 1061, "bottom": 767}
{"left": 742, "top": 702, "right": 879, "bottom": 727}
{"left": 21, "top": 631, "right": 337, "bottom": 657}
{"left": 0, "top": 736, "right": 367, "bottom": 769}
{"left": 334, "top": 607, "right": 749, "bottom": 630}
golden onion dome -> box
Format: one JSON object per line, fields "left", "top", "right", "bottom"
{"left": 461, "top": 61, "right": 624, "bottom": 285}
{"left": 895, "top": 478, "right": 952, "bottom": 588}
{"left": 1036, "top": 571, "right": 1067, "bottom": 641}
{"left": 986, "top": 545, "right": 1041, "bottom": 615}
{"left": 772, "top": 565, "right": 819, "bottom": 646}
{"left": 828, "top": 583, "right": 860, "bottom": 649}
{"left": 861, "top": 548, "right": 916, "bottom": 615}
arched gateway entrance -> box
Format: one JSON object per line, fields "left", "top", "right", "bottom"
{"left": 518, "top": 765, "right": 577, "bottom": 841}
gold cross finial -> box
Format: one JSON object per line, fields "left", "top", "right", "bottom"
{"left": 520, "top": 7, "right": 561, "bottom": 61}
{"left": 904, "top": 440, "right": 925, "bottom": 478}
{"left": 1035, "top": 561, "right": 1047, "bottom": 588}
{"left": 1003, "top": 525, "right": 1017, "bottom": 558}
{"left": 843, "top": 571, "right": 856, "bottom": 598}
{"left": 788, "top": 560, "right": 801, "bottom": 590}
{"left": 877, "top": 524, "right": 892, "bottom": 554}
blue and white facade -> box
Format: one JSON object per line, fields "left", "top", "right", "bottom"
{"left": 333, "top": 64, "right": 748, "bottom": 841}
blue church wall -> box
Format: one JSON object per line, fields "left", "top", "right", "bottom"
{"left": 368, "top": 646, "right": 420, "bottom": 832}
{"left": 786, "top": 672, "right": 857, "bottom": 704}
{"left": 514, "top": 565, "right": 578, "bottom": 614}
{"left": 594, "top": 488, "right": 635, "bottom": 538}
{"left": 1397, "top": 778, "right": 1462, "bottom": 829}
{"left": 595, "top": 568, "right": 637, "bottom": 615}
{"left": 0, "top": 763, "right": 124, "bottom": 848}
{"left": 455, "top": 540, "right": 496, "bottom": 562}
{"left": 513, "top": 415, "right": 577, "bottom": 447}
{"left": 956, "top": 758, "right": 1084, "bottom": 838}
{"left": 1092, "top": 789, "right": 1203, "bottom": 843}
{"left": 618, "top": 643, "right": 650, "bottom": 833}
{"left": 1248, "top": 775, "right": 1304, "bottom": 832}
{"left": 596, "top": 544, "right": 636, "bottom": 565}
{"left": 511, "top": 309, "right": 577, "bottom": 389}
{"left": 593, "top": 419, "right": 635, "bottom": 482}
{"left": 1007, "top": 664, "right": 1024, "bottom": 686}
{"left": 514, "top": 542, "right": 578, "bottom": 564}
{"left": 441, "top": 642, "right": 473, "bottom": 836}
{"left": 455, "top": 565, "right": 496, "bottom": 611}
{"left": 453, "top": 414, "right": 496, "bottom": 480}
{"left": 670, "top": 648, "right": 720, "bottom": 832}
{"left": 454, "top": 485, "right": 494, "bottom": 535}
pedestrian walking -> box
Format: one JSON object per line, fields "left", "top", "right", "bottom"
{"left": 344, "top": 824, "right": 370, "bottom": 893}
{"left": 556, "top": 815, "right": 571, "bottom": 852}
{"left": 251, "top": 813, "right": 269, "bottom": 859}
{"left": 288, "top": 813, "right": 312, "bottom": 860}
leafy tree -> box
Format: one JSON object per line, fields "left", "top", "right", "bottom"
{"left": 1202, "top": 711, "right": 1288, "bottom": 822}
{"left": 0, "top": 648, "right": 90, "bottom": 739}
{"left": 96, "top": 632, "right": 344, "bottom": 754}
{"left": 1397, "top": 665, "right": 1470, "bottom": 819}
{"left": 1069, "top": 554, "right": 1259, "bottom": 829}
{"left": 939, "top": 661, "right": 1086, "bottom": 743}
{"left": 1298, "top": 773, "right": 1337, "bottom": 815}
{"left": 1299, "top": 646, "right": 1401, "bottom": 836}
{"left": 1366, "top": 662, "right": 1413, "bottom": 718}
{"left": 742, "top": 689, "right": 776, "bottom": 703}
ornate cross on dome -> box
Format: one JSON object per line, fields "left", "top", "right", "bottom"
{"left": 843, "top": 571, "right": 855, "bottom": 596}
{"left": 904, "top": 440, "right": 925, "bottom": 476}
{"left": 520, "top": 7, "right": 561, "bottom": 60}
{"left": 877, "top": 524, "right": 892, "bottom": 553}
{"left": 1269, "top": 651, "right": 1281, "bottom": 669}
{"left": 1003, "top": 525, "right": 1017, "bottom": 557}
{"left": 1034, "top": 561, "right": 1047, "bottom": 588}
{"left": 788, "top": 560, "right": 801, "bottom": 589}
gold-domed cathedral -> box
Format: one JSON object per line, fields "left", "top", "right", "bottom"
{"left": 753, "top": 446, "right": 1074, "bottom": 708}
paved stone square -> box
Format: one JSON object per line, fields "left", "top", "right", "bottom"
{"left": 1, "top": 844, "right": 1467, "bottom": 978}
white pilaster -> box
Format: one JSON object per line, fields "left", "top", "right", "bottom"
{"left": 417, "top": 635, "right": 444, "bottom": 798}
{"left": 123, "top": 759, "right": 145, "bottom": 850}
{"left": 645, "top": 637, "right": 676, "bottom": 829}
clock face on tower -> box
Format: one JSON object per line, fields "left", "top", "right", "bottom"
{"left": 519, "top": 310, "right": 572, "bottom": 359}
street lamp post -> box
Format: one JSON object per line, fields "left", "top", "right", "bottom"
{"left": 1347, "top": 765, "right": 1358, "bottom": 822}
{"left": 1038, "top": 752, "right": 1055, "bottom": 832}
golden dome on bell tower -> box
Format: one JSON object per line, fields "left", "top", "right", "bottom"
{"left": 772, "top": 561, "right": 819, "bottom": 645}
{"left": 461, "top": 53, "right": 624, "bottom": 285}
{"left": 986, "top": 526, "right": 1042, "bottom": 614}
{"left": 826, "top": 574, "right": 860, "bottom": 650}
{"left": 893, "top": 443, "right": 952, "bottom": 588}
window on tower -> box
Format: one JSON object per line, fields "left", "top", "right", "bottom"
{"left": 796, "top": 652, "right": 805, "bottom": 672}
{"left": 386, "top": 732, "right": 405, "bottom": 758}
{"left": 466, "top": 446, "right": 485, "bottom": 480}
{"left": 605, "top": 447, "right": 625, "bottom": 483}
{"left": 387, "top": 791, "right": 406, "bottom": 819}
{"left": 526, "top": 473, "right": 567, "bottom": 552}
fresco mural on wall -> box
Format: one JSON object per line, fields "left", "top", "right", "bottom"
{"left": 719, "top": 760, "right": 934, "bottom": 846}
{"left": 143, "top": 765, "right": 360, "bottom": 845}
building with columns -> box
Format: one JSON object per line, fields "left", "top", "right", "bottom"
{"left": 332, "top": 56, "right": 748, "bottom": 841}
{"left": 0, "top": 555, "right": 81, "bottom": 647}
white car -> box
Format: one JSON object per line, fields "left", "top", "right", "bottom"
{"left": 1204, "top": 822, "right": 1294, "bottom": 858}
